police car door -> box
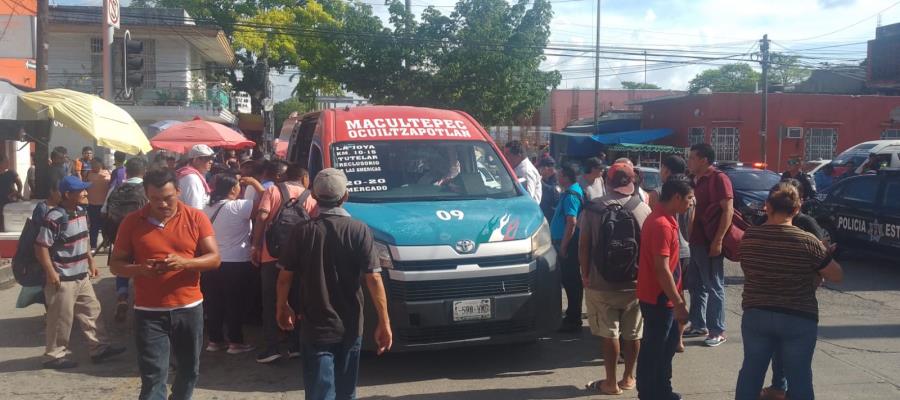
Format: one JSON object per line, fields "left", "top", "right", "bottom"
{"left": 877, "top": 173, "right": 900, "bottom": 251}
{"left": 831, "top": 175, "right": 882, "bottom": 248}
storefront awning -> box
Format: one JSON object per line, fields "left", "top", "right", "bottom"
{"left": 608, "top": 143, "right": 685, "bottom": 154}
{"left": 590, "top": 128, "right": 673, "bottom": 145}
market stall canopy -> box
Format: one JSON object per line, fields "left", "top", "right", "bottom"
{"left": 17, "top": 88, "right": 152, "bottom": 155}
{"left": 590, "top": 128, "right": 673, "bottom": 145}
{"left": 151, "top": 119, "right": 255, "bottom": 153}
{"left": 147, "top": 120, "right": 181, "bottom": 137}
{"left": 607, "top": 143, "right": 685, "bottom": 154}
{"left": 0, "top": 80, "right": 25, "bottom": 120}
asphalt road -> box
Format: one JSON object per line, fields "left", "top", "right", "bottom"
{"left": 1, "top": 251, "right": 899, "bottom": 399}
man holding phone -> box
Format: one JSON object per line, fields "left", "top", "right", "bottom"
{"left": 110, "top": 169, "right": 221, "bottom": 400}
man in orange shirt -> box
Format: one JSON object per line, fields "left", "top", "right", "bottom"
{"left": 109, "top": 169, "right": 221, "bottom": 400}
{"left": 251, "top": 163, "right": 317, "bottom": 363}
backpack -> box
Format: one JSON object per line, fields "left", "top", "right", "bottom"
{"left": 106, "top": 182, "right": 147, "bottom": 224}
{"left": 12, "top": 205, "right": 69, "bottom": 287}
{"left": 585, "top": 196, "right": 642, "bottom": 283}
{"left": 265, "top": 183, "right": 312, "bottom": 258}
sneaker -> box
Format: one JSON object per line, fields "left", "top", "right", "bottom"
{"left": 226, "top": 343, "right": 256, "bottom": 355}
{"left": 256, "top": 348, "right": 282, "bottom": 364}
{"left": 703, "top": 335, "right": 727, "bottom": 347}
{"left": 206, "top": 342, "right": 227, "bottom": 352}
{"left": 114, "top": 301, "right": 128, "bottom": 323}
{"left": 44, "top": 357, "right": 78, "bottom": 369}
{"left": 91, "top": 345, "right": 127, "bottom": 363}
{"left": 683, "top": 327, "right": 709, "bottom": 338}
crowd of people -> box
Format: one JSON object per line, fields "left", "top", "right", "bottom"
{"left": 504, "top": 140, "right": 844, "bottom": 400}
{"left": 20, "top": 143, "right": 389, "bottom": 400}
{"left": 15, "top": 138, "right": 846, "bottom": 400}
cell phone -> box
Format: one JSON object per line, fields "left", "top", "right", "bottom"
{"left": 147, "top": 259, "right": 168, "bottom": 269}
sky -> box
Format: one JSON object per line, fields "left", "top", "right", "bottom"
{"left": 57, "top": 0, "right": 900, "bottom": 98}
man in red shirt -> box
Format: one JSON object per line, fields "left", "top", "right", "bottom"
{"left": 686, "top": 143, "right": 734, "bottom": 347}
{"left": 110, "top": 169, "right": 221, "bottom": 400}
{"left": 635, "top": 178, "right": 694, "bottom": 400}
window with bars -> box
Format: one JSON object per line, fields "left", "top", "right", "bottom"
{"left": 712, "top": 127, "right": 740, "bottom": 162}
{"left": 688, "top": 127, "right": 705, "bottom": 146}
{"left": 805, "top": 128, "right": 838, "bottom": 161}
{"left": 883, "top": 129, "right": 900, "bottom": 139}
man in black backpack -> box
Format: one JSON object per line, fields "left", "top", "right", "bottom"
{"left": 252, "top": 163, "right": 317, "bottom": 363}
{"left": 104, "top": 158, "right": 148, "bottom": 322}
{"left": 579, "top": 162, "right": 652, "bottom": 395}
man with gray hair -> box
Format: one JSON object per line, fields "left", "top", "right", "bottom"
{"left": 276, "top": 168, "right": 392, "bottom": 399}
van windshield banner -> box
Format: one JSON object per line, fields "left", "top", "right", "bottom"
{"left": 340, "top": 118, "right": 475, "bottom": 140}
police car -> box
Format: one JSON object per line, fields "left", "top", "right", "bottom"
{"left": 806, "top": 168, "right": 900, "bottom": 256}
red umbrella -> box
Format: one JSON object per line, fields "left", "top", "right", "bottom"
{"left": 150, "top": 119, "right": 255, "bottom": 153}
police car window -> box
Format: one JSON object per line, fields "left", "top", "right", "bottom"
{"left": 840, "top": 176, "right": 878, "bottom": 205}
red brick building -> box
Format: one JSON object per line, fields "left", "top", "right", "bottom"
{"left": 637, "top": 92, "right": 900, "bottom": 171}
{"left": 541, "top": 89, "right": 684, "bottom": 131}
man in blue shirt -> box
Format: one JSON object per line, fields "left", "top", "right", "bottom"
{"left": 551, "top": 163, "right": 585, "bottom": 332}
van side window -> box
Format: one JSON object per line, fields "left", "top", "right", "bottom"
{"left": 309, "top": 144, "right": 323, "bottom": 180}
{"left": 291, "top": 116, "right": 318, "bottom": 168}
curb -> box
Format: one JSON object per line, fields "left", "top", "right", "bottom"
{"left": 0, "top": 259, "right": 14, "bottom": 290}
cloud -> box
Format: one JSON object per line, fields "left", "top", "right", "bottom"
{"left": 819, "top": 0, "right": 856, "bottom": 8}
{"left": 644, "top": 9, "right": 657, "bottom": 24}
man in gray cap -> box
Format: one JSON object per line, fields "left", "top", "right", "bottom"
{"left": 177, "top": 144, "right": 215, "bottom": 210}
{"left": 275, "top": 168, "right": 392, "bottom": 399}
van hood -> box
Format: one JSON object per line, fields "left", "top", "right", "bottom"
{"left": 343, "top": 196, "right": 544, "bottom": 246}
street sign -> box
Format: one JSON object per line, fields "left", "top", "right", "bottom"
{"left": 107, "top": 0, "right": 120, "bottom": 28}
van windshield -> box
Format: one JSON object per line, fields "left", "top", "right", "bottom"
{"left": 332, "top": 140, "right": 519, "bottom": 202}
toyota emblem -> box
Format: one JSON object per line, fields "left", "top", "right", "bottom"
{"left": 455, "top": 240, "right": 476, "bottom": 254}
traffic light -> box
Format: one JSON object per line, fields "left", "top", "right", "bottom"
{"left": 123, "top": 30, "right": 144, "bottom": 94}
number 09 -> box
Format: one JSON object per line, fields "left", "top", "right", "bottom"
{"left": 436, "top": 210, "right": 465, "bottom": 221}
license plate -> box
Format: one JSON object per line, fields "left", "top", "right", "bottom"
{"left": 452, "top": 299, "right": 492, "bottom": 322}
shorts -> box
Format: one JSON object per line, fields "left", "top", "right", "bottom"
{"left": 585, "top": 288, "right": 643, "bottom": 340}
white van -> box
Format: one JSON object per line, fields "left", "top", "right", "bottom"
{"left": 830, "top": 140, "right": 900, "bottom": 175}
{"left": 870, "top": 143, "right": 900, "bottom": 170}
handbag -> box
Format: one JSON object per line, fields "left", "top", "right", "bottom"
{"left": 700, "top": 170, "right": 748, "bottom": 262}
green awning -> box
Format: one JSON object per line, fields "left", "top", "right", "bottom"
{"left": 608, "top": 143, "right": 685, "bottom": 154}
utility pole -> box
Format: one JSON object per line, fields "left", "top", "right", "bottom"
{"left": 101, "top": 0, "right": 116, "bottom": 100}
{"left": 405, "top": 0, "right": 411, "bottom": 12}
{"left": 643, "top": 50, "right": 647, "bottom": 86}
{"left": 34, "top": 0, "right": 50, "bottom": 199}
{"left": 592, "top": 0, "right": 601, "bottom": 135}
{"left": 759, "top": 34, "right": 770, "bottom": 164}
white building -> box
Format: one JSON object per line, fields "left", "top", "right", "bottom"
{"left": 46, "top": 5, "right": 236, "bottom": 155}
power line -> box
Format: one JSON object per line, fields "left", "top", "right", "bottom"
{"left": 781, "top": 0, "right": 900, "bottom": 42}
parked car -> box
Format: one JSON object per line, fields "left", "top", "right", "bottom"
{"left": 828, "top": 140, "right": 900, "bottom": 177}
{"left": 806, "top": 168, "right": 900, "bottom": 257}
{"left": 719, "top": 164, "right": 782, "bottom": 225}
{"left": 804, "top": 159, "right": 831, "bottom": 192}
{"left": 636, "top": 166, "right": 661, "bottom": 193}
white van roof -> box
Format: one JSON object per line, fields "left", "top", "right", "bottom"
{"left": 846, "top": 140, "right": 900, "bottom": 154}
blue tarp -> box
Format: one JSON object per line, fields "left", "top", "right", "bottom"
{"left": 590, "top": 128, "right": 673, "bottom": 145}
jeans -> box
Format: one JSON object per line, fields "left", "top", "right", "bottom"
{"left": 87, "top": 204, "right": 104, "bottom": 249}
{"left": 735, "top": 308, "right": 818, "bottom": 400}
{"left": 261, "top": 262, "right": 299, "bottom": 352}
{"left": 202, "top": 262, "right": 252, "bottom": 344}
{"left": 771, "top": 347, "right": 788, "bottom": 391}
{"left": 687, "top": 245, "right": 726, "bottom": 335}
{"left": 302, "top": 337, "right": 363, "bottom": 400}
{"left": 636, "top": 301, "right": 681, "bottom": 400}
{"left": 135, "top": 304, "right": 204, "bottom": 400}
{"left": 116, "top": 277, "right": 130, "bottom": 299}
{"left": 555, "top": 240, "right": 582, "bottom": 324}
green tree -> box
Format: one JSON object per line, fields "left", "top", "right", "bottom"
{"left": 335, "top": 0, "right": 561, "bottom": 126}
{"left": 769, "top": 53, "right": 811, "bottom": 86}
{"left": 621, "top": 81, "right": 661, "bottom": 89}
{"left": 274, "top": 97, "right": 313, "bottom": 133}
{"left": 688, "top": 63, "right": 761, "bottom": 93}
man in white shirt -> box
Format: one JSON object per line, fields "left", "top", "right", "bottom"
{"left": 580, "top": 156, "right": 606, "bottom": 201}
{"left": 177, "top": 145, "right": 215, "bottom": 210}
{"left": 503, "top": 140, "right": 542, "bottom": 203}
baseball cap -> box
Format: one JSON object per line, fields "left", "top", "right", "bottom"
{"left": 606, "top": 162, "right": 636, "bottom": 195}
{"left": 187, "top": 144, "right": 215, "bottom": 159}
{"left": 536, "top": 156, "right": 556, "bottom": 168}
{"left": 59, "top": 175, "right": 91, "bottom": 193}
{"left": 313, "top": 168, "right": 349, "bottom": 205}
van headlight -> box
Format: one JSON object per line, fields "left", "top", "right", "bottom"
{"left": 531, "top": 221, "right": 553, "bottom": 256}
{"left": 374, "top": 242, "right": 394, "bottom": 270}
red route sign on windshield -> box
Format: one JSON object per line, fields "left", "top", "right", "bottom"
{"left": 332, "top": 106, "right": 487, "bottom": 143}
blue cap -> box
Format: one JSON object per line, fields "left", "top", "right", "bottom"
{"left": 59, "top": 176, "right": 91, "bottom": 193}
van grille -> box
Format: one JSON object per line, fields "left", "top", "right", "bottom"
{"left": 389, "top": 272, "right": 535, "bottom": 302}
{"left": 398, "top": 320, "right": 534, "bottom": 344}
{"left": 392, "top": 254, "right": 532, "bottom": 271}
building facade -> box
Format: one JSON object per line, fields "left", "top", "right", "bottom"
{"left": 638, "top": 92, "right": 900, "bottom": 171}
{"left": 0, "top": 0, "right": 36, "bottom": 88}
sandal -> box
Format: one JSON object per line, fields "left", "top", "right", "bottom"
{"left": 617, "top": 380, "right": 636, "bottom": 391}
{"left": 586, "top": 380, "right": 623, "bottom": 395}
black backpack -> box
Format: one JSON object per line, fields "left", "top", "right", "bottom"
{"left": 265, "top": 183, "right": 312, "bottom": 258}
{"left": 106, "top": 182, "right": 147, "bottom": 224}
{"left": 13, "top": 205, "right": 69, "bottom": 287}
{"left": 585, "top": 196, "right": 642, "bottom": 283}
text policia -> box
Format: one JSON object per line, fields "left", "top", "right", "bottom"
{"left": 344, "top": 118, "right": 474, "bottom": 139}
